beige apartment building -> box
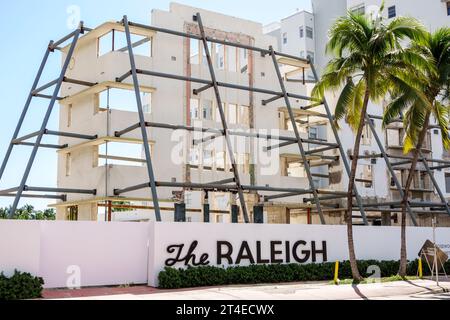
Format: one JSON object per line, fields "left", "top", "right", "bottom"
{"left": 52, "top": 3, "right": 335, "bottom": 224}
{"left": 42, "top": 2, "right": 450, "bottom": 227}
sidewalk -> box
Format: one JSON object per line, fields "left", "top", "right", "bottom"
{"left": 43, "top": 279, "right": 450, "bottom": 300}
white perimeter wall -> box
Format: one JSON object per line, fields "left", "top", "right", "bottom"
{"left": 0, "top": 220, "right": 150, "bottom": 288}
{"left": 1, "top": 220, "right": 450, "bottom": 288}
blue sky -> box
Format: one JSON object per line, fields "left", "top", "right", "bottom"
{"left": 0, "top": 0, "right": 311, "bottom": 210}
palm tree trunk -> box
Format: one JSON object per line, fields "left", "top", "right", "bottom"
{"left": 346, "top": 88, "right": 371, "bottom": 281}
{"left": 398, "top": 112, "right": 431, "bottom": 277}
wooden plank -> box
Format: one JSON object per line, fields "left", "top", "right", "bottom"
{"left": 278, "top": 107, "right": 326, "bottom": 118}
{"left": 277, "top": 56, "right": 309, "bottom": 69}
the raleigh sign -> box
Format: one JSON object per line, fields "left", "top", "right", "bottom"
{"left": 165, "top": 240, "right": 328, "bottom": 267}
{"left": 149, "top": 222, "right": 450, "bottom": 287}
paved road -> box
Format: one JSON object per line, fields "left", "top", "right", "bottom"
{"left": 370, "top": 291, "right": 450, "bottom": 300}
{"left": 55, "top": 279, "right": 450, "bottom": 300}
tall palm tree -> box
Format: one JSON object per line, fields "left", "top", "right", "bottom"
{"left": 383, "top": 28, "right": 450, "bottom": 277}
{"left": 312, "top": 8, "right": 426, "bottom": 280}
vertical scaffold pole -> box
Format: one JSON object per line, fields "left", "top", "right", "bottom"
{"left": 418, "top": 149, "right": 450, "bottom": 216}
{"left": 363, "top": 114, "right": 417, "bottom": 226}
{"left": 309, "top": 62, "right": 368, "bottom": 225}
{"left": 195, "top": 12, "right": 250, "bottom": 223}
{"left": 269, "top": 47, "right": 325, "bottom": 224}
{"left": 9, "top": 28, "right": 82, "bottom": 218}
{"left": 123, "top": 15, "right": 161, "bottom": 221}
{"left": 0, "top": 41, "right": 53, "bottom": 182}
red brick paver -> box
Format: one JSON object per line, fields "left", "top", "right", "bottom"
{"left": 42, "top": 285, "right": 162, "bottom": 299}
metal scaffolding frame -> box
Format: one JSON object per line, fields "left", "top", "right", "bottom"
{"left": 1, "top": 13, "right": 449, "bottom": 225}
{"left": 112, "top": 13, "right": 368, "bottom": 224}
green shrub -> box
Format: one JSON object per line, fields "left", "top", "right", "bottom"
{"left": 158, "top": 259, "right": 450, "bottom": 289}
{"left": 0, "top": 270, "right": 44, "bottom": 300}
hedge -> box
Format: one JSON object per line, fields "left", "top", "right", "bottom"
{"left": 158, "top": 259, "right": 450, "bottom": 289}
{"left": 0, "top": 270, "right": 44, "bottom": 300}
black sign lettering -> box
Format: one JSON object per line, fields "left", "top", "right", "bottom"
{"left": 285, "top": 241, "right": 291, "bottom": 263}
{"left": 270, "top": 241, "right": 283, "bottom": 263}
{"left": 165, "top": 240, "right": 328, "bottom": 267}
{"left": 256, "top": 241, "right": 270, "bottom": 264}
{"left": 292, "top": 240, "right": 310, "bottom": 263}
{"left": 217, "top": 241, "right": 233, "bottom": 265}
{"left": 165, "top": 241, "right": 209, "bottom": 267}
{"left": 311, "top": 241, "right": 327, "bottom": 262}
{"left": 235, "top": 241, "right": 255, "bottom": 264}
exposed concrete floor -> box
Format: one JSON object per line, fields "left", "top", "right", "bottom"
{"left": 45, "top": 279, "right": 450, "bottom": 300}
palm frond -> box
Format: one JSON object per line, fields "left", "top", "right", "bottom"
{"left": 334, "top": 78, "right": 356, "bottom": 128}
{"left": 346, "top": 79, "right": 366, "bottom": 131}
{"left": 386, "top": 16, "right": 426, "bottom": 43}
{"left": 432, "top": 101, "right": 450, "bottom": 150}
{"left": 402, "top": 101, "right": 428, "bottom": 153}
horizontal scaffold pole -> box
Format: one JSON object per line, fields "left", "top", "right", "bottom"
{"left": 116, "top": 69, "right": 316, "bottom": 102}
{"left": 125, "top": 20, "right": 310, "bottom": 65}
{"left": 50, "top": 30, "right": 78, "bottom": 49}
{"left": 264, "top": 191, "right": 311, "bottom": 201}
{"left": 207, "top": 178, "right": 235, "bottom": 185}
{"left": 13, "top": 142, "right": 68, "bottom": 149}
{"left": 44, "top": 130, "right": 97, "bottom": 140}
{"left": 305, "top": 145, "right": 338, "bottom": 155}
{"left": 115, "top": 121, "right": 307, "bottom": 144}
{"left": 12, "top": 131, "right": 41, "bottom": 144}
{"left": 262, "top": 94, "right": 283, "bottom": 106}
{"left": 32, "top": 94, "right": 64, "bottom": 101}
{"left": 0, "top": 193, "right": 65, "bottom": 200}
{"left": 114, "top": 181, "right": 313, "bottom": 196}
{"left": 23, "top": 186, "right": 96, "bottom": 195}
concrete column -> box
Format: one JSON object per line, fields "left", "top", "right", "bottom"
{"left": 203, "top": 192, "right": 210, "bottom": 223}
{"left": 203, "top": 204, "right": 210, "bottom": 223}
{"left": 231, "top": 205, "right": 239, "bottom": 223}
{"left": 381, "top": 212, "right": 391, "bottom": 226}
{"left": 174, "top": 203, "right": 186, "bottom": 222}
{"left": 253, "top": 205, "right": 264, "bottom": 224}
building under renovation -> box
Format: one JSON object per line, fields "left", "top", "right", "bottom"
{"left": 1, "top": 2, "right": 450, "bottom": 227}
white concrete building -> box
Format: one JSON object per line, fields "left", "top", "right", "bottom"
{"left": 53, "top": 3, "right": 334, "bottom": 225}
{"left": 48, "top": 1, "right": 450, "bottom": 227}
{"left": 266, "top": 0, "right": 450, "bottom": 226}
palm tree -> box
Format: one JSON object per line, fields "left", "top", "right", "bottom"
{"left": 383, "top": 28, "right": 450, "bottom": 277}
{"left": 312, "top": 8, "right": 426, "bottom": 280}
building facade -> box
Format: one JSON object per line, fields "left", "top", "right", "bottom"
{"left": 54, "top": 3, "right": 334, "bottom": 224}
{"left": 51, "top": 1, "right": 450, "bottom": 227}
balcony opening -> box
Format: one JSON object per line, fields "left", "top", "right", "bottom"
{"left": 392, "top": 169, "right": 432, "bottom": 192}
{"left": 98, "top": 30, "right": 152, "bottom": 57}
{"left": 279, "top": 110, "right": 308, "bottom": 134}
{"left": 95, "top": 141, "right": 152, "bottom": 167}
{"left": 386, "top": 127, "right": 431, "bottom": 150}
{"left": 96, "top": 88, "right": 151, "bottom": 113}
{"left": 281, "top": 156, "right": 306, "bottom": 178}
